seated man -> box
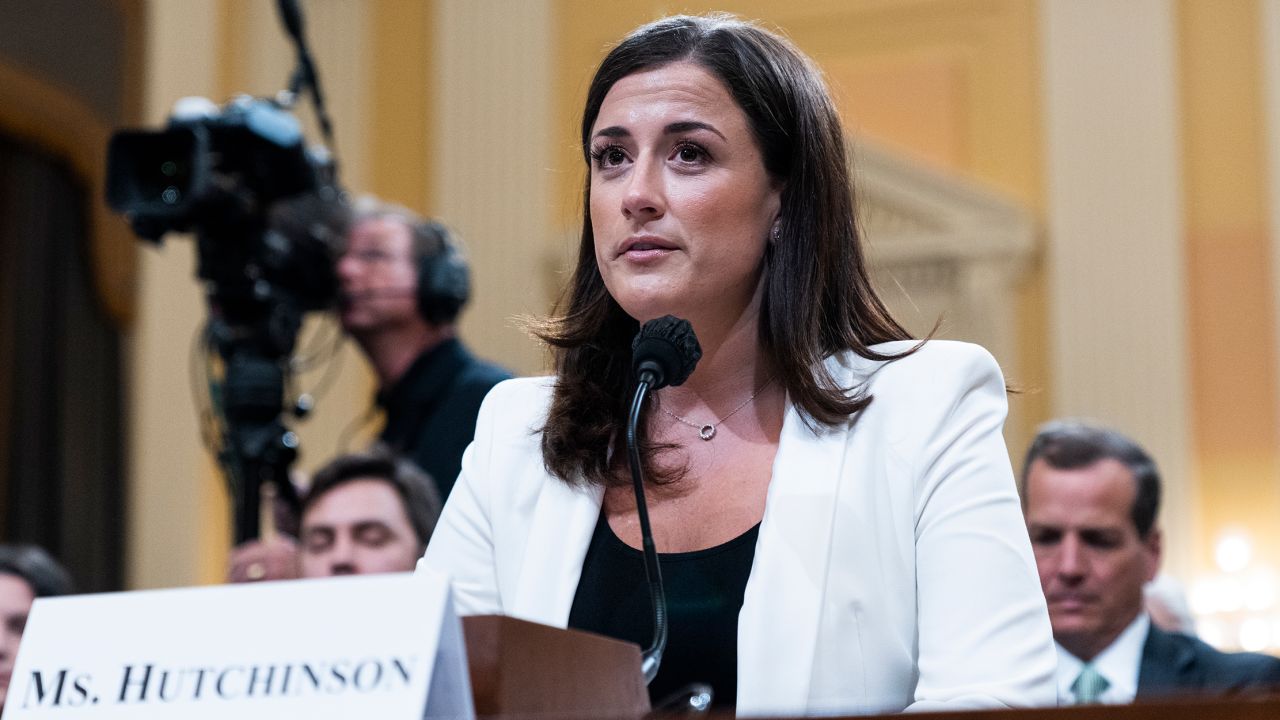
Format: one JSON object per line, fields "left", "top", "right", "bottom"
{"left": 1021, "top": 420, "right": 1280, "bottom": 704}
{"left": 298, "top": 449, "right": 441, "bottom": 577}
{"left": 0, "top": 545, "right": 73, "bottom": 711}
{"left": 228, "top": 448, "right": 441, "bottom": 580}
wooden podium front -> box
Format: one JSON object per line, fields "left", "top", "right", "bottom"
{"left": 462, "top": 614, "right": 651, "bottom": 719}
{"left": 458, "top": 615, "right": 1279, "bottom": 720}
{"left": 754, "top": 695, "right": 1280, "bottom": 720}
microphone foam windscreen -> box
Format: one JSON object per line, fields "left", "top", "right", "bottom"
{"left": 632, "top": 315, "right": 702, "bottom": 389}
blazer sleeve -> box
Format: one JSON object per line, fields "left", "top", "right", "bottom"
{"left": 904, "top": 345, "right": 1058, "bottom": 711}
{"left": 416, "top": 380, "right": 508, "bottom": 615}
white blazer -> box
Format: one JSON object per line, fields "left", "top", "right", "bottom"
{"left": 420, "top": 340, "right": 1057, "bottom": 716}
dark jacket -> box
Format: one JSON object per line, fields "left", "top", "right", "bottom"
{"left": 1137, "top": 624, "right": 1280, "bottom": 699}
{"left": 378, "top": 338, "right": 512, "bottom": 499}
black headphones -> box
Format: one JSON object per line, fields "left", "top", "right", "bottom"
{"left": 412, "top": 220, "right": 471, "bottom": 326}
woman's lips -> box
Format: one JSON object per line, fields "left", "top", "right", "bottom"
{"left": 619, "top": 236, "right": 677, "bottom": 260}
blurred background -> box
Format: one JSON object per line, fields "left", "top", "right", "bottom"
{"left": 1, "top": 0, "right": 1278, "bottom": 652}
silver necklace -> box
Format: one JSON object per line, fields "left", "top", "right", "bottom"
{"left": 658, "top": 377, "right": 775, "bottom": 441}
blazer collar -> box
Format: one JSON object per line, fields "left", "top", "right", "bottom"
{"left": 736, "top": 379, "right": 851, "bottom": 713}
{"left": 735, "top": 350, "right": 900, "bottom": 712}
{"left": 510, "top": 476, "right": 604, "bottom": 627}
{"left": 510, "top": 351, "right": 884, "bottom": 711}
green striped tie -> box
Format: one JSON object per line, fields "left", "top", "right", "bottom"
{"left": 1071, "top": 664, "right": 1110, "bottom": 705}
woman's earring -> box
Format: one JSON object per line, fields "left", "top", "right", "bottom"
{"left": 770, "top": 222, "right": 781, "bottom": 243}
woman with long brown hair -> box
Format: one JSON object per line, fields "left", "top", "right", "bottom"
{"left": 422, "top": 13, "right": 1055, "bottom": 715}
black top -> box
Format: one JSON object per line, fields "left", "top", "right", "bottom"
{"left": 567, "top": 512, "right": 760, "bottom": 711}
{"left": 376, "top": 337, "right": 511, "bottom": 499}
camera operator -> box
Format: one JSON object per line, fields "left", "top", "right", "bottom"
{"left": 337, "top": 196, "right": 512, "bottom": 500}
{"left": 227, "top": 197, "right": 511, "bottom": 583}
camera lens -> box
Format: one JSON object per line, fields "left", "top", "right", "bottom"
{"left": 106, "top": 127, "right": 202, "bottom": 219}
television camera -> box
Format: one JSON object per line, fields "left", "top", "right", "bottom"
{"left": 104, "top": 0, "right": 342, "bottom": 543}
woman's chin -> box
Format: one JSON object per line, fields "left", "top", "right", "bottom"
{"left": 615, "top": 298, "right": 688, "bottom": 326}
{"left": 609, "top": 287, "right": 684, "bottom": 323}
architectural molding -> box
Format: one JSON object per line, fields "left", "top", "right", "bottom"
{"left": 856, "top": 140, "right": 1036, "bottom": 373}
{"left": 0, "top": 61, "right": 136, "bottom": 327}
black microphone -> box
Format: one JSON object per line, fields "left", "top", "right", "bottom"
{"left": 633, "top": 315, "right": 701, "bottom": 389}
{"left": 627, "top": 315, "right": 701, "bottom": 684}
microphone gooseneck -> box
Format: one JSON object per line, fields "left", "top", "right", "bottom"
{"left": 627, "top": 315, "right": 702, "bottom": 684}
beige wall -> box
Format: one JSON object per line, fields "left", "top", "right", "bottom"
{"left": 128, "top": 0, "right": 221, "bottom": 589}
{"left": 433, "top": 0, "right": 557, "bottom": 375}
{"left": 1039, "top": 0, "right": 1193, "bottom": 577}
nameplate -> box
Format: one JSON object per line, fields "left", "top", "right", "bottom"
{"left": 2, "top": 570, "right": 473, "bottom": 720}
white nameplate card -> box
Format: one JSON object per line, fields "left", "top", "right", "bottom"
{"left": 2, "top": 570, "right": 473, "bottom": 720}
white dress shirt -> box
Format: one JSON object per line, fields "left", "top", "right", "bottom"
{"left": 1055, "top": 613, "right": 1150, "bottom": 705}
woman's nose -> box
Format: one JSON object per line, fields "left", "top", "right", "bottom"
{"left": 621, "top": 159, "right": 665, "bottom": 223}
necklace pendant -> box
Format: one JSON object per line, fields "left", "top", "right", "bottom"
{"left": 699, "top": 424, "right": 716, "bottom": 441}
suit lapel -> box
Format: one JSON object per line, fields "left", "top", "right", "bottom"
{"left": 1137, "top": 624, "right": 1199, "bottom": 698}
{"left": 509, "top": 473, "right": 604, "bottom": 627}
{"left": 736, "top": 374, "right": 857, "bottom": 713}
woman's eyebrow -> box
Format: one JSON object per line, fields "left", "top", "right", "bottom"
{"left": 591, "top": 121, "right": 726, "bottom": 142}
{"left": 663, "top": 120, "right": 725, "bottom": 141}
{"left": 592, "top": 126, "right": 629, "bottom": 140}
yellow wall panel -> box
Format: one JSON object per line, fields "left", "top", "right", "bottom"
{"left": 826, "top": 52, "right": 970, "bottom": 169}
{"left": 1180, "top": 0, "right": 1280, "bottom": 572}
{"left": 370, "top": 0, "right": 435, "bottom": 211}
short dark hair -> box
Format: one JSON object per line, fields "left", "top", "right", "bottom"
{"left": 1021, "top": 420, "right": 1162, "bottom": 538}
{"left": 0, "top": 544, "right": 74, "bottom": 598}
{"left": 303, "top": 447, "right": 443, "bottom": 550}
{"left": 534, "top": 13, "right": 915, "bottom": 487}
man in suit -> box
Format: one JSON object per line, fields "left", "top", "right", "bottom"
{"left": 1021, "top": 420, "right": 1280, "bottom": 704}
